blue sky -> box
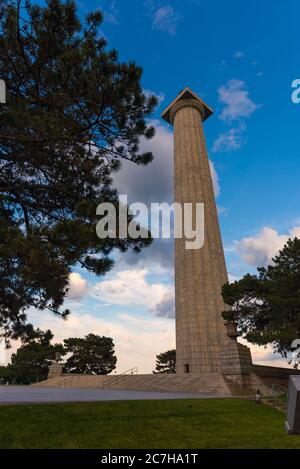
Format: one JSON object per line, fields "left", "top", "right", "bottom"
{"left": 25, "top": 0, "right": 300, "bottom": 372}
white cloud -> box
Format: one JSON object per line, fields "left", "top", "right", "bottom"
{"left": 235, "top": 226, "right": 300, "bottom": 267}
{"left": 154, "top": 291, "right": 175, "bottom": 318}
{"left": 143, "top": 89, "right": 165, "bottom": 106}
{"left": 213, "top": 80, "right": 259, "bottom": 153}
{"left": 104, "top": 1, "right": 119, "bottom": 25}
{"left": 209, "top": 161, "right": 220, "bottom": 197}
{"left": 218, "top": 79, "right": 259, "bottom": 122}
{"left": 90, "top": 268, "right": 174, "bottom": 315}
{"left": 152, "top": 5, "right": 181, "bottom": 35}
{"left": 233, "top": 51, "right": 244, "bottom": 59}
{"left": 104, "top": 12, "right": 119, "bottom": 24}
{"left": 67, "top": 272, "right": 88, "bottom": 300}
{"left": 212, "top": 126, "right": 245, "bottom": 153}
{"left": 239, "top": 339, "right": 294, "bottom": 368}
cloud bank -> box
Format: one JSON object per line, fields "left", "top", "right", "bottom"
{"left": 236, "top": 226, "right": 300, "bottom": 267}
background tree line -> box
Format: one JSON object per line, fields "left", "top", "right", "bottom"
{"left": 0, "top": 332, "right": 117, "bottom": 384}
{"left": 0, "top": 339, "right": 176, "bottom": 384}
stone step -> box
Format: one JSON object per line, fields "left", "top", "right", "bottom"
{"left": 33, "top": 372, "right": 242, "bottom": 396}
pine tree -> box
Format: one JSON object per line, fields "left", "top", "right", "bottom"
{"left": 0, "top": 0, "right": 157, "bottom": 342}
{"left": 63, "top": 334, "right": 117, "bottom": 375}
{"left": 222, "top": 238, "right": 300, "bottom": 361}
{"left": 153, "top": 349, "right": 176, "bottom": 374}
{"left": 8, "top": 329, "right": 64, "bottom": 383}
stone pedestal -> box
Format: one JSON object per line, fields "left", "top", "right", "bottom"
{"left": 220, "top": 321, "right": 252, "bottom": 387}
{"left": 47, "top": 362, "right": 63, "bottom": 379}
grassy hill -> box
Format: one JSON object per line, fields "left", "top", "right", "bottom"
{"left": 0, "top": 398, "right": 299, "bottom": 449}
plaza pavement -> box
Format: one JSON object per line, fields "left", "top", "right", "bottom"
{"left": 0, "top": 386, "right": 216, "bottom": 404}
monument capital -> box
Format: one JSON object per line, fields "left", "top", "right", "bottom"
{"left": 161, "top": 87, "right": 213, "bottom": 125}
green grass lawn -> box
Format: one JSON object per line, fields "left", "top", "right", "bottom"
{"left": 0, "top": 398, "right": 299, "bottom": 449}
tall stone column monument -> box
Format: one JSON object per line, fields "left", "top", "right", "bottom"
{"left": 162, "top": 88, "right": 231, "bottom": 375}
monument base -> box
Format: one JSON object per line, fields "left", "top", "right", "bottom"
{"left": 47, "top": 362, "right": 63, "bottom": 379}
{"left": 219, "top": 322, "right": 300, "bottom": 392}
{"left": 36, "top": 363, "right": 300, "bottom": 396}
{"left": 221, "top": 341, "right": 253, "bottom": 388}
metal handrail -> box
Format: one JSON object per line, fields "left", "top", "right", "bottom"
{"left": 59, "top": 374, "right": 81, "bottom": 388}
{"left": 102, "top": 367, "right": 138, "bottom": 389}
{"left": 271, "top": 383, "right": 288, "bottom": 407}
{"left": 258, "top": 383, "right": 288, "bottom": 409}
{"left": 272, "top": 383, "right": 288, "bottom": 396}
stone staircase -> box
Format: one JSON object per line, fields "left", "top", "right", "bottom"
{"left": 102, "top": 373, "right": 231, "bottom": 394}
{"left": 33, "top": 372, "right": 254, "bottom": 397}
{"left": 33, "top": 374, "right": 107, "bottom": 389}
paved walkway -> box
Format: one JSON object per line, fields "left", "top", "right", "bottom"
{"left": 0, "top": 386, "right": 215, "bottom": 404}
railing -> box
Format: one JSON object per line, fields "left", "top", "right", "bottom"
{"left": 259, "top": 383, "right": 288, "bottom": 411}
{"left": 271, "top": 383, "right": 288, "bottom": 409}
{"left": 58, "top": 374, "right": 81, "bottom": 388}
{"left": 102, "top": 367, "right": 138, "bottom": 389}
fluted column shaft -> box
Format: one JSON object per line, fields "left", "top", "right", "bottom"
{"left": 174, "top": 102, "right": 230, "bottom": 374}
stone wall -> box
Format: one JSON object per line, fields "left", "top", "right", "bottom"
{"left": 252, "top": 364, "right": 300, "bottom": 388}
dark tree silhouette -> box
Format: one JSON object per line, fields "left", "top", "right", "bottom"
{"left": 63, "top": 334, "right": 117, "bottom": 375}
{"left": 0, "top": 0, "right": 156, "bottom": 343}
{"left": 222, "top": 238, "right": 300, "bottom": 362}
{"left": 153, "top": 349, "right": 176, "bottom": 374}
{"left": 8, "top": 329, "right": 64, "bottom": 384}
